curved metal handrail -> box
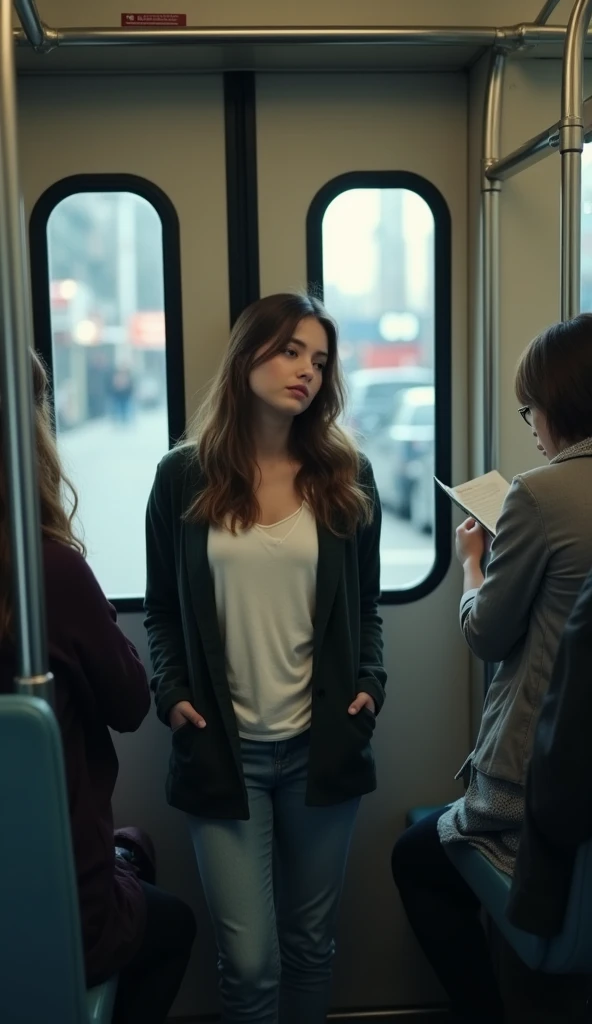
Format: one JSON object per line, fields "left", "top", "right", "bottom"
{"left": 535, "top": 0, "right": 563, "bottom": 25}
{"left": 12, "top": 0, "right": 48, "bottom": 51}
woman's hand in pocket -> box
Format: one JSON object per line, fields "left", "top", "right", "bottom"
{"left": 348, "top": 691, "right": 376, "bottom": 716}
{"left": 169, "top": 700, "right": 206, "bottom": 732}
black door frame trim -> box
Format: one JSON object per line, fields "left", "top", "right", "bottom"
{"left": 29, "top": 173, "right": 185, "bottom": 613}
{"left": 224, "top": 71, "right": 261, "bottom": 325}
{"left": 306, "top": 170, "right": 453, "bottom": 606}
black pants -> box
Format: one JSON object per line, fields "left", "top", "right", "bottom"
{"left": 391, "top": 810, "right": 590, "bottom": 1024}
{"left": 391, "top": 810, "right": 504, "bottom": 1023}
{"left": 112, "top": 882, "right": 196, "bottom": 1024}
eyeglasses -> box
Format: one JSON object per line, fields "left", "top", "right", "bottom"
{"left": 519, "top": 406, "right": 533, "bottom": 427}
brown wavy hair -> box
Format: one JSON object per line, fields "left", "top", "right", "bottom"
{"left": 515, "top": 313, "right": 592, "bottom": 446}
{"left": 186, "top": 292, "right": 373, "bottom": 535}
{"left": 0, "top": 350, "right": 85, "bottom": 641}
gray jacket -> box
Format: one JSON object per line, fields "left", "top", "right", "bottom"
{"left": 460, "top": 439, "right": 592, "bottom": 787}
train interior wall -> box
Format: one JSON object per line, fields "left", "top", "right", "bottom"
{"left": 14, "top": 0, "right": 590, "bottom": 1016}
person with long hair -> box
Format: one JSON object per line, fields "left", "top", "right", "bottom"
{"left": 145, "top": 292, "right": 385, "bottom": 1023}
{"left": 391, "top": 314, "right": 592, "bottom": 1024}
{"left": 0, "top": 351, "right": 196, "bottom": 1024}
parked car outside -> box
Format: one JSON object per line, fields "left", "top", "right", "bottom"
{"left": 366, "top": 385, "right": 435, "bottom": 532}
{"left": 345, "top": 366, "right": 433, "bottom": 440}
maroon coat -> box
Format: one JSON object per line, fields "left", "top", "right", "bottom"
{"left": 0, "top": 539, "right": 150, "bottom": 984}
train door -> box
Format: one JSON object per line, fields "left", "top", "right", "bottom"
{"left": 17, "top": 73, "right": 229, "bottom": 1015}
{"left": 255, "top": 72, "right": 470, "bottom": 1010}
{"left": 17, "top": 67, "right": 470, "bottom": 1016}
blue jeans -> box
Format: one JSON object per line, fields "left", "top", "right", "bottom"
{"left": 187, "top": 730, "right": 360, "bottom": 1024}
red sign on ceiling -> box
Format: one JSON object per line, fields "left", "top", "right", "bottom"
{"left": 121, "top": 13, "right": 187, "bottom": 27}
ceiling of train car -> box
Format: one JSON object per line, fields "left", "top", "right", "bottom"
{"left": 11, "top": 0, "right": 592, "bottom": 73}
{"left": 9, "top": 0, "right": 580, "bottom": 29}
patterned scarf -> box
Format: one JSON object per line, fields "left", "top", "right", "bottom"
{"left": 551, "top": 436, "right": 592, "bottom": 465}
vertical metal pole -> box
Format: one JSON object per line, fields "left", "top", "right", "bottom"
{"left": 560, "top": 0, "right": 592, "bottom": 320}
{"left": 561, "top": 151, "right": 582, "bottom": 319}
{"left": 481, "top": 50, "right": 506, "bottom": 696}
{"left": 0, "top": 0, "right": 52, "bottom": 698}
{"left": 482, "top": 51, "right": 505, "bottom": 474}
{"left": 482, "top": 194, "right": 500, "bottom": 474}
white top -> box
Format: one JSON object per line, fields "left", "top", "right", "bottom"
{"left": 207, "top": 503, "right": 318, "bottom": 741}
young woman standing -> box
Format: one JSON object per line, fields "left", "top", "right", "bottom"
{"left": 145, "top": 292, "right": 385, "bottom": 1024}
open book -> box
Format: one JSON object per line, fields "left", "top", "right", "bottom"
{"left": 434, "top": 470, "right": 510, "bottom": 536}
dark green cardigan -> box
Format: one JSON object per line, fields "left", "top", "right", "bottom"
{"left": 144, "top": 445, "right": 386, "bottom": 819}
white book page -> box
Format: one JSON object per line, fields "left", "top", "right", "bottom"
{"left": 451, "top": 471, "right": 510, "bottom": 535}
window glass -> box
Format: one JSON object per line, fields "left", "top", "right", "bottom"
{"left": 321, "top": 187, "right": 436, "bottom": 589}
{"left": 414, "top": 405, "right": 434, "bottom": 427}
{"left": 46, "top": 191, "right": 169, "bottom": 599}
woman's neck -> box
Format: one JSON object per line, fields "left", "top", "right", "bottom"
{"left": 251, "top": 404, "right": 293, "bottom": 463}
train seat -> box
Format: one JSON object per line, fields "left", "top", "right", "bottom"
{"left": 444, "top": 840, "right": 592, "bottom": 973}
{"left": 0, "top": 694, "right": 117, "bottom": 1023}
{"left": 87, "top": 977, "right": 119, "bottom": 1022}
{"left": 405, "top": 804, "right": 449, "bottom": 827}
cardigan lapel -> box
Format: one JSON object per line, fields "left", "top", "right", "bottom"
{"left": 313, "top": 522, "right": 345, "bottom": 662}
{"left": 180, "top": 461, "right": 230, "bottom": 700}
{"left": 183, "top": 519, "right": 230, "bottom": 692}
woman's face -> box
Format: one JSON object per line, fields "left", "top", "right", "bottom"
{"left": 248, "top": 316, "right": 329, "bottom": 420}
{"left": 530, "top": 407, "right": 560, "bottom": 460}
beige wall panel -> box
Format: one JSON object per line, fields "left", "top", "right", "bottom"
{"left": 18, "top": 74, "right": 229, "bottom": 420}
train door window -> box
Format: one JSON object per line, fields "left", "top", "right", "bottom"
{"left": 33, "top": 181, "right": 182, "bottom": 604}
{"left": 309, "top": 176, "right": 448, "bottom": 596}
